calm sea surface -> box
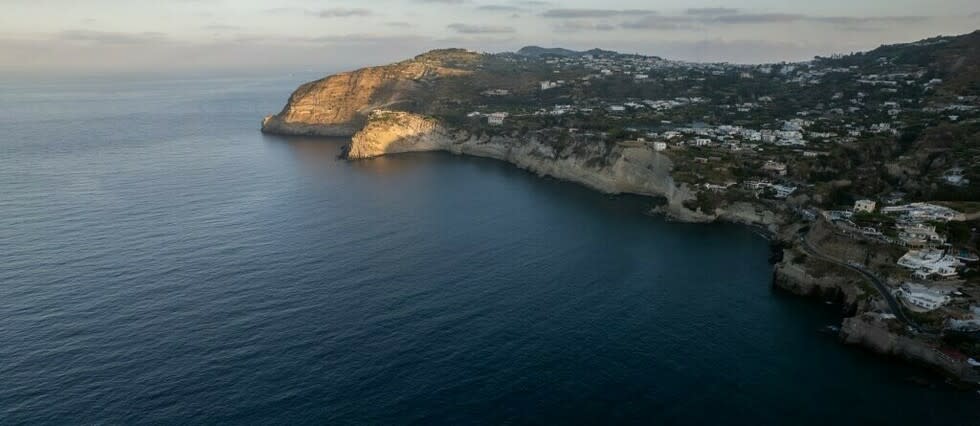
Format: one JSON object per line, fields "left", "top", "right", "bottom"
{"left": 1, "top": 74, "right": 978, "bottom": 424}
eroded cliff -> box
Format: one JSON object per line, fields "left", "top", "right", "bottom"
{"left": 262, "top": 54, "right": 978, "bottom": 386}
{"left": 842, "top": 314, "right": 979, "bottom": 382}
{"left": 261, "top": 51, "right": 476, "bottom": 136}
{"left": 772, "top": 248, "right": 868, "bottom": 312}
{"left": 345, "top": 111, "right": 700, "bottom": 217}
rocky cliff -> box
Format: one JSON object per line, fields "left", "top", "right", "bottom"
{"left": 842, "top": 314, "right": 979, "bottom": 383}
{"left": 772, "top": 249, "right": 868, "bottom": 313}
{"left": 261, "top": 51, "right": 475, "bottom": 136}
{"left": 344, "top": 110, "right": 700, "bottom": 217}
{"left": 262, "top": 51, "right": 977, "bottom": 386}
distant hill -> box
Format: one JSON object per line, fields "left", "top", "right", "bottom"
{"left": 819, "top": 30, "right": 980, "bottom": 97}
{"left": 516, "top": 46, "right": 626, "bottom": 59}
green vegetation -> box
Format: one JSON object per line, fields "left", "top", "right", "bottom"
{"left": 388, "top": 32, "right": 979, "bottom": 214}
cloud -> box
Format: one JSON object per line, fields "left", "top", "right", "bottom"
{"left": 476, "top": 1, "right": 548, "bottom": 12}
{"left": 264, "top": 7, "right": 304, "bottom": 15}
{"left": 712, "top": 13, "right": 805, "bottom": 24}
{"left": 614, "top": 10, "right": 932, "bottom": 32}
{"left": 621, "top": 15, "right": 696, "bottom": 30}
{"left": 685, "top": 8, "right": 739, "bottom": 16}
{"left": 304, "top": 33, "right": 433, "bottom": 44}
{"left": 541, "top": 9, "right": 656, "bottom": 19}
{"left": 810, "top": 16, "right": 927, "bottom": 25}
{"left": 707, "top": 13, "right": 930, "bottom": 30}
{"left": 57, "top": 30, "right": 168, "bottom": 45}
{"left": 553, "top": 21, "right": 616, "bottom": 32}
{"left": 477, "top": 5, "right": 526, "bottom": 13}
{"left": 202, "top": 24, "right": 241, "bottom": 31}
{"left": 385, "top": 21, "right": 415, "bottom": 28}
{"left": 318, "top": 8, "right": 374, "bottom": 18}
{"left": 447, "top": 23, "right": 516, "bottom": 34}
{"left": 0, "top": 32, "right": 450, "bottom": 73}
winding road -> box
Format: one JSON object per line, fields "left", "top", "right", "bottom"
{"left": 799, "top": 231, "right": 923, "bottom": 332}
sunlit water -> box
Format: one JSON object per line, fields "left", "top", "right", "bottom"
{"left": 1, "top": 74, "right": 977, "bottom": 424}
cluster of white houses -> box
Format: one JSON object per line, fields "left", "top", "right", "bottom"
{"left": 744, "top": 180, "right": 797, "bottom": 198}
{"left": 467, "top": 111, "right": 509, "bottom": 126}
{"left": 841, "top": 200, "right": 966, "bottom": 249}
{"left": 881, "top": 202, "right": 966, "bottom": 222}
{"left": 824, "top": 197, "right": 976, "bottom": 313}
{"left": 897, "top": 249, "right": 963, "bottom": 280}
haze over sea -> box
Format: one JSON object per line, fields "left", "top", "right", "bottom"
{"left": 1, "top": 74, "right": 978, "bottom": 424}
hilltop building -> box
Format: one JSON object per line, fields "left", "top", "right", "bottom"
{"left": 896, "top": 283, "right": 951, "bottom": 311}
{"left": 854, "top": 199, "right": 876, "bottom": 213}
{"left": 897, "top": 249, "right": 962, "bottom": 280}
{"left": 487, "top": 112, "right": 508, "bottom": 126}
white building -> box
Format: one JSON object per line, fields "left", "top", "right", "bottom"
{"left": 540, "top": 81, "right": 559, "bottom": 91}
{"left": 897, "top": 249, "right": 962, "bottom": 279}
{"left": 824, "top": 210, "right": 854, "bottom": 221}
{"left": 771, "top": 184, "right": 797, "bottom": 199}
{"left": 943, "top": 168, "right": 969, "bottom": 187}
{"left": 897, "top": 224, "right": 945, "bottom": 248}
{"left": 481, "top": 89, "right": 510, "bottom": 96}
{"left": 896, "top": 283, "right": 951, "bottom": 311}
{"left": 652, "top": 141, "right": 667, "bottom": 151}
{"left": 881, "top": 203, "right": 965, "bottom": 222}
{"left": 487, "top": 112, "right": 508, "bottom": 126}
{"left": 862, "top": 227, "right": 883, "bottom": 236}
{"left": 853, "top": 199, "right": 876, "bottom": 213}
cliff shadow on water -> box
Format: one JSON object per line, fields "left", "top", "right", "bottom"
{"left": 267, "top": 132, "right": 676, "bottom": 221}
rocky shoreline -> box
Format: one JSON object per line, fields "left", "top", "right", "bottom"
{"left": 262, "top": 104, "right": 978, "bottom": 389}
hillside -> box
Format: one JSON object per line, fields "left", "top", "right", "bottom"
{"left": 263, "top": 31, "right": 980, "bottom": 203}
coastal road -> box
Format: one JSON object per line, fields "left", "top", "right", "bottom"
{"left": 799, "top": 233, "right": 923, "bottom": 332}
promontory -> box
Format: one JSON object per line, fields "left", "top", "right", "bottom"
{"left": 263, "top": 34, "right": 980, "bottom": 386}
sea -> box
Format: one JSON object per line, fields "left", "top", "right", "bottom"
{"left": 1, "top": 73, "right": 978, "bottom": 424}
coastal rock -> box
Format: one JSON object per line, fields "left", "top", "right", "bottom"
{"left": 716, "top": 201, "right": 785, "bottom": 232}
{"left": 259, "top": 52, "right": 783, "bottom": 228}
{"left": 345, "top": 111, "right": 700, "bottom": 217}
{"left": 345, "top": 111, "right": 451, "bottom": 158}
{"left": 841, "top": 314, "right": 979, "bottom": 382}
{"left": 772, "top": 249, "right": 867, "bottom": 313}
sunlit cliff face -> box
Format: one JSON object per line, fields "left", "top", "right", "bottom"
{"left": 262, "top": 50, "right": 481, "bottom": 137}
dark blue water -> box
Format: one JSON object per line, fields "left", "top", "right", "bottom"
{"left": 1, "top": 74, "right": 977, "bottom": 424}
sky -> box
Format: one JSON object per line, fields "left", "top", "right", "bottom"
{"left": 1, "top": 0, "right": 978, "bottom": 73}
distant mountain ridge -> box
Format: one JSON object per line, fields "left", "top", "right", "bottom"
{"left": 515, "top": 46, "right": 638, "bottom": 59}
